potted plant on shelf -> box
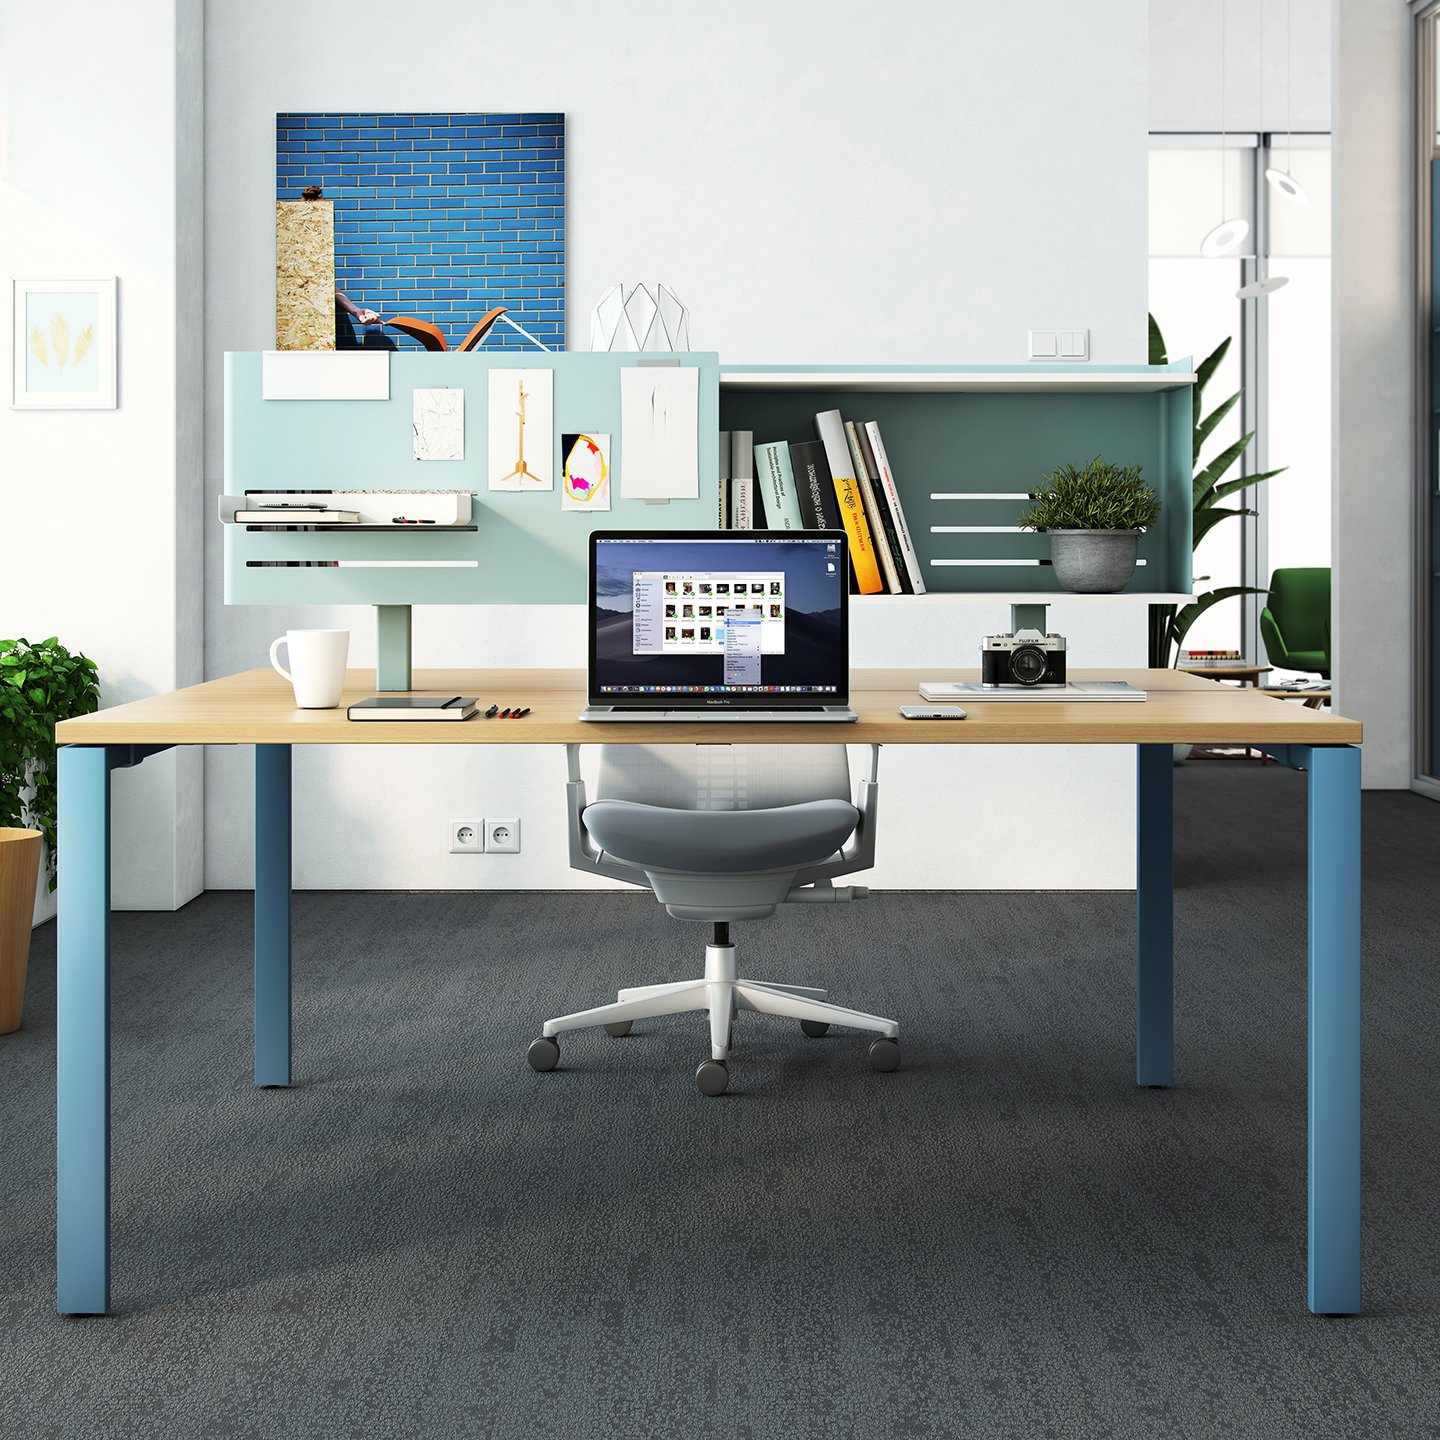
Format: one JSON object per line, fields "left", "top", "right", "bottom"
{"left": 1146, "top": 315, "right": 1286, "bottom": 667}
{"left": 1, "top": 635, "right": 100, "bottom": 1034}
{"left": 1018, "top": 456, "right": 1162, "bottom": 594}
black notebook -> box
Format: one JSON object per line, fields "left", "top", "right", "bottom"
{"left": 347, "top": 695, "right": 479, "bottom": 721}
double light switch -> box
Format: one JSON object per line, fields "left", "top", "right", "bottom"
{"left": 1028, "top": 328, "right": 1089, "bottom": 361}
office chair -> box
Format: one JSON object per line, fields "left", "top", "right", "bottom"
{"left": 527, "top": 744, "right": 899, "bottom": 1096}
{"left": 1259, "top": 567, "right": 1331, "bottom": 678}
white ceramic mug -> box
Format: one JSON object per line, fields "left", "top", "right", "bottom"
{"left": 269, "top": 628, "right": 350, "bottom": 709}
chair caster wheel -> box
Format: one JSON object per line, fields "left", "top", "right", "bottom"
{"left": 527, "top": 1037, "right": 560, "bottom": 1072}
{"left": 695, "top": 1059, "right": 729, "bottom": 1097}
{"left": 800, "top": 1019, "right": 830, "bottom": 1038}
{"left": 603, "top": 1021, "right": 633, "bottom": 1037}
{"left": 868, "top": 1037, "right": 901, "bottom": 1073}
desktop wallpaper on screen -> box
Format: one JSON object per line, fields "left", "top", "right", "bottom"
{"left": 593, "top": 537, "right": 846, "bottom": 696}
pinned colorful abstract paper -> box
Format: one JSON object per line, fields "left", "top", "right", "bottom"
{"left": 561, "top": 433, "right": 611, "bottom": 512}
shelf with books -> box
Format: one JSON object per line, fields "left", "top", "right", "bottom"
{"left": 718, "top": 363, "right": 1193, "bottom": 598}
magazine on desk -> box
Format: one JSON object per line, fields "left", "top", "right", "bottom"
{"left": 919, "top": 680, "right": 1147, "bottom": 703}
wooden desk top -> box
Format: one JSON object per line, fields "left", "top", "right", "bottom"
{"left": 55, "top": 668, "right": 1363, "bottom": 747}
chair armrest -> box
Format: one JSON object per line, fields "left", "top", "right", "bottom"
{"left": 565, "top": 745, "right": 648, "bottom": 885}
{"left": 792, "top": 745, "right": 880, "bottom": 888}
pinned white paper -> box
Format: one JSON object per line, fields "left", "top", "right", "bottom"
{"left": 488, "top": 368, "right": 553, "bottom": 490}
{"left": 412, "top": 388, "right": 464, "bottom": 460}
{"left": 619, "top": 366, "right": 699, "bottom": 500}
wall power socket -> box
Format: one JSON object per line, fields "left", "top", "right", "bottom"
{"left": 485, "top": 818, "right": 521, "bottom": 854}
{"left": 450, "top": 819, "right": 484, "bottom": 854}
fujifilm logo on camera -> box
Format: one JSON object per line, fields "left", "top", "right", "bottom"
{"left": 980, "top": 629, "right": 1067, "bottom": 688}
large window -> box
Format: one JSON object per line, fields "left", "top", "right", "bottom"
{"left": 1148, "top": 137, "right": 1331, "bottom": 670}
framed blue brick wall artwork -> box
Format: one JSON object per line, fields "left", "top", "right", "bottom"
{"left": 274, "top": 112, "right": 564, "bottom": 353}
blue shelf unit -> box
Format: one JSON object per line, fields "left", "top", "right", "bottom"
{"left": 225, "top": 353, "right": 1194, "bottom": 685}
{"left": 717, "top": 364, "right": 1196, "bottom": 598}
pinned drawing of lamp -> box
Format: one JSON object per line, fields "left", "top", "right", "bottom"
{"left": 590, "top": 284, "right": 691, "bottom": 351}
{"left": 1200, "top": 0, "right": 1249, "bottom": 259}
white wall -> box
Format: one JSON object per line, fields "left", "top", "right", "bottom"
{"left": 1151, "top": 0, "right": 1332, "bottom": 133}
{"left": 202, "top": 0, "right": 1152, "bottom": 892}
{"left": 1332, "top": 0, "right": 1413, "bottom": 788}
{"left": 0, "top": 0, "right": 205, "bottom": 919}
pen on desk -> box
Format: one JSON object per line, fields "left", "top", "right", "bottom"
{"left": 499, "top": 707, "right": 513, "bottom": 718}
{"left": 391, "top": 516, "right": 436, "bottom": 524}
{"left": 513, "top": 707, "right": 531, "bottom": 718}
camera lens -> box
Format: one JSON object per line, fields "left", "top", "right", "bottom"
{"left": 1009, "top": 644, "right": 1048, "bottom": 685}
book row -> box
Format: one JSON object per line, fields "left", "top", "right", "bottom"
{"left": 718, "top": 410, "right": 926, "bottom": 595}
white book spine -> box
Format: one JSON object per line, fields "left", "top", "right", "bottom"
{"left": 813, "top": 409, "right": 854, "bottom": 489}
{"left": 731, "top": 477, "right": 754, "bottom": 529}
{"left": 864, "top": 421, "right": 927, "bottom": 594}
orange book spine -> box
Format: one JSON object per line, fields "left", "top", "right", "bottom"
{"left": 814, "top": 408, "right": 883, "bottom": 594}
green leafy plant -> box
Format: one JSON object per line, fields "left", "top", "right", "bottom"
{"left": 0, "top": 636, "right": 100, "bottom": 888}
{"left": 1147, "top": 315, "right": 1286, "bottom": 667}
{"left": 1018, "top": 456, "right": 1161, "bottom": 532}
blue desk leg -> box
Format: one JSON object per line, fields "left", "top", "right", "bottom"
{"left": 1307, "top": 744, "right": 1362, "bottom": 1315}
{"left": 56, "top": 745, "right": 112, "bottom": 1315}
{"left": 254, "top": 745, "right": 292, "bottom": 1088}
{"left": 1135, "top": 744, "right": 1174, "bottom": 1087}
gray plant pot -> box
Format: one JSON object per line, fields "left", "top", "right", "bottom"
{"left": 1048, "top": 529, "right": 1142, "bottom": 594}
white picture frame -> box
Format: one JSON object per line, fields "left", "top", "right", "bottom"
{"left": 11, "top": 277, "right": 118, "bottom": 409}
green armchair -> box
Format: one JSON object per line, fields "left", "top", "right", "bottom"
{"left": 1259, "top": 567, "right": 1331, "bottom": 678}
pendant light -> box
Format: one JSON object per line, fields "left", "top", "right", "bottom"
{"left": 1201, "top": 0, "right": 1250, "bottom": 256}
{"left": 1264, "top": 0, "right": 1310, "bottom": 204}
{"left": 1237, "top": 0, "right": 1290, "bottom": 299}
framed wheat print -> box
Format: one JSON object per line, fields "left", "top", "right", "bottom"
{"left": 11, "top": 277, "right": 117, "bottom": 409}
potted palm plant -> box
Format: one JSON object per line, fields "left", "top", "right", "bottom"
{"left": 1018, "top": 456, "right": 1162, "bottom": 593}
{"left": 1146, "top": 316, "right": 1285, "bottom": 666}
{"left": 1, "top": 635, "right": 100, "bottom": 1034}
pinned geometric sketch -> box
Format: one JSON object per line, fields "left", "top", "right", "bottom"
{"left": 589, "top": 283, "right": 691, "bottom": 351}
{"left": 412, "top": 388, "right": 464, "bottom": 460}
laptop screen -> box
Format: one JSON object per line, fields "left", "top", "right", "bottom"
{"left": 590, "top": 531, "right": 849, "bottom": 705}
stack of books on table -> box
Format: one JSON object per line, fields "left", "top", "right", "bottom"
{"left": 718, "top": 411, "right": 926, "bottom": 595}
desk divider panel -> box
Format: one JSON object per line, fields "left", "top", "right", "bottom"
{"left": 224, "top": 350, "right": 721, "bottom": 607}
{"left": 226, "top": 353, "right": 1193, "bottom": 624}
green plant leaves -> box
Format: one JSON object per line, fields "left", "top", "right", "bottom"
{"left": 1145, "top": 314, "right": 1289, "bottom": 666}
{"left": 0, "top": 635, "right": 101, "bottom": 887}
{"left": 1148, "top": 315, "right": 1169, "bottom": 367}
{"left": 1017, "top": 456, "right": 1161, "bottom": 532}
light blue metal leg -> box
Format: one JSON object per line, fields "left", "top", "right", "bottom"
{"left": 254, "top": 745, "right": 292, "bottom": 1087}
{"left": 1306, "top": 744, "right": 1362, "bottom": 1315}
{"left": 1135, "top": 744, "right": 1174, "bottom": 1087}
{"left": 56, "top": 745, "right": 112, "bottom": 1315}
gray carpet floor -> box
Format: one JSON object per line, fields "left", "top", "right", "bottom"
{"left": 2, "top": 762, "right": 1438, "bottom": 1439}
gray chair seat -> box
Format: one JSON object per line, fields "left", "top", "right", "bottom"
{"left": 582, "top": 797, "right": 859, "bottom": 874}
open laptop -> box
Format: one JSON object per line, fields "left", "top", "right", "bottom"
{"left": 581, "top": 530, "right": 856, "bottom": 721}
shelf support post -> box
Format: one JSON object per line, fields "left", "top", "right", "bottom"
{"left": 376, "top": 604, "right": 412, "bottom": 691}
{"left": 1011, "top": 602, "right": 1048, "bottom": 633}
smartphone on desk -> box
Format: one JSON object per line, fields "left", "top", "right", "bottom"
{"left": 899, "top": 705, "right": 968, "bottom": 720}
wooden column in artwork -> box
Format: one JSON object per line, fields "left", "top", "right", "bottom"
{"left": 275, "top": 199, "right": 335, "bottom": 350}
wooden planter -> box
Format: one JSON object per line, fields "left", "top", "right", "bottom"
{"left": 0, "top": 828, "right": 43, "bottom": 1034}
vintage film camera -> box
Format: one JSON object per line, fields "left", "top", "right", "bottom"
{"left": 980, "top": 629, "right": 1067, "bottom": 688}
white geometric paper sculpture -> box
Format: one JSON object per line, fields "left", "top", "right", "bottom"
{"left": 589, "top": 283, "right": 691, "bottom": 351}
